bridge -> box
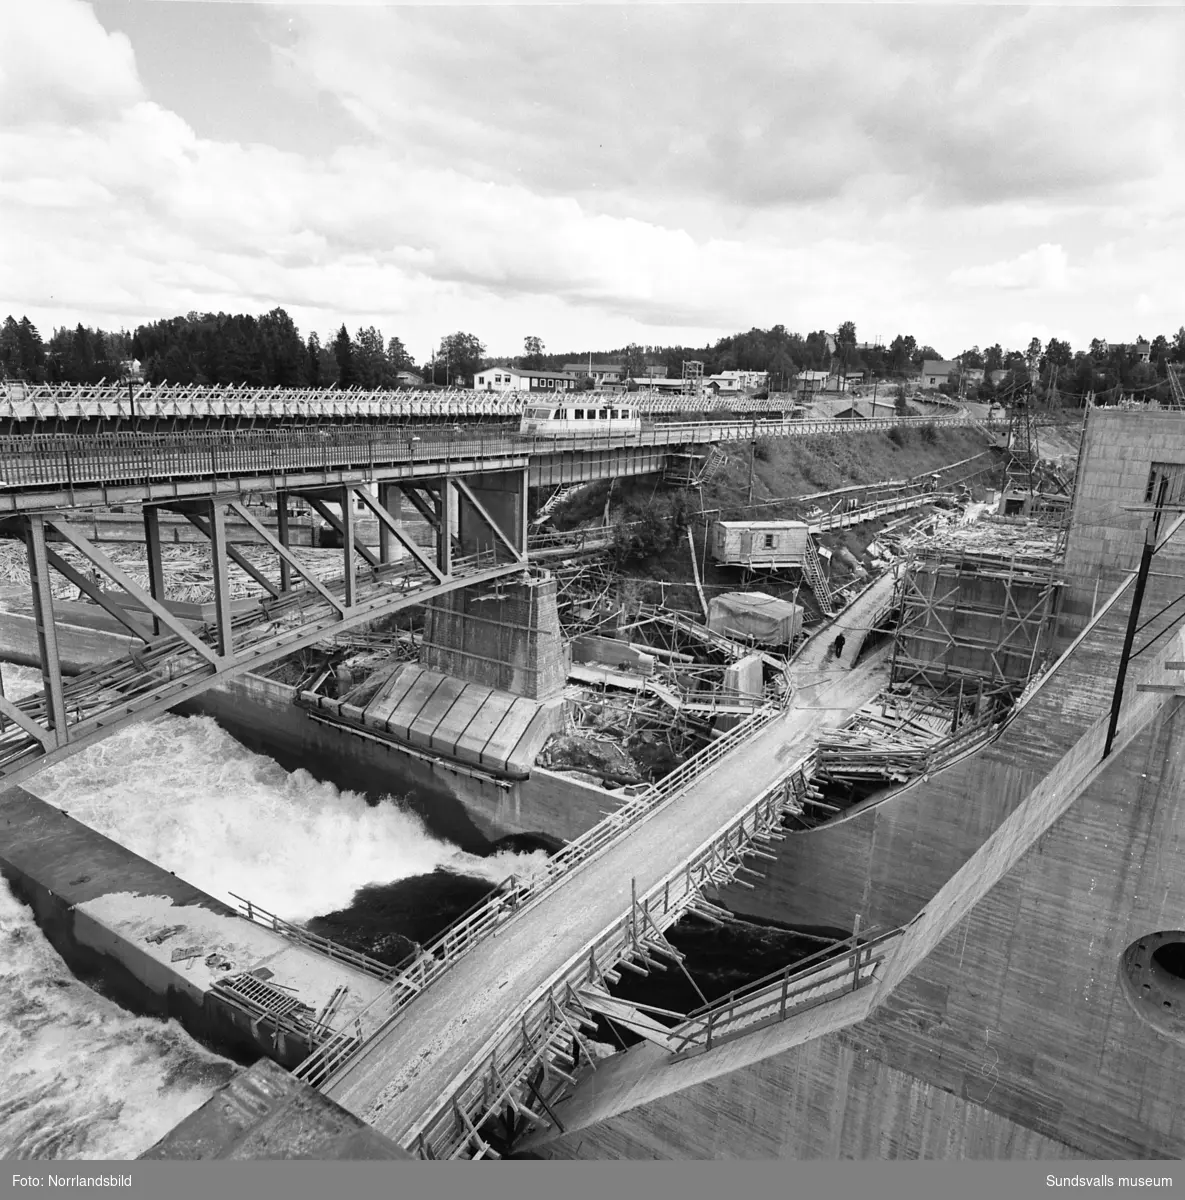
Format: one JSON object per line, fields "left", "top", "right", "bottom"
{"left": 257, "top": 615, "right": 893, "bottom": 1157}
{"left": 0, "top": 407, "right": 987, "bottom": 786}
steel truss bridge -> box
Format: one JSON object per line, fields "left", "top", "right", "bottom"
{"left": 0, "top": 407, "right": 992, "bottom": 785}
{"left": 0, "top": 412, "right": 986, "bottom": 515}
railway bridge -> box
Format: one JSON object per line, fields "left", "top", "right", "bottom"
{"left": 0, "top": 408, "right": 986, "bottom": 790}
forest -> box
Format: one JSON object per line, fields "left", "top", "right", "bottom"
{"left": 3, "top": 308, "right": 1184, "bottom": 409}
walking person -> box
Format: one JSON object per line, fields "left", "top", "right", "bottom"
{"left": 832, "top": 631, "right": 846, "bottom": 663}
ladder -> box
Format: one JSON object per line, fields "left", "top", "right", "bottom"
{"left": 802, "top": 535, "right": 834, "bottom": 614}
{"left": 1168, "top": 364, "right": 1185, "bottom": 410}
{"left": 698, "top": 445, "right": 728, "bottom": 484}
{"left": 531, "top": 484, "right": 582, "bottom": 528}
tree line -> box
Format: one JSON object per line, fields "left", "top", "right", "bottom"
{"left": 3, "top": 308, "right": 1183, "bottom": 408}
{"left": 0, "top": 310, "right": 424, "bottom": 391}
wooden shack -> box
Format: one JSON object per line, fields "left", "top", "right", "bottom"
{"left": 711, "top": 520, "right": 810, "bottom": 569}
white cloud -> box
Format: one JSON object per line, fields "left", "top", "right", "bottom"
{"left": 2, "top": 1, "right": 1184, "bottom": 361}
{"left": 949, "top": 244, "right": 1070, "bottom": 292}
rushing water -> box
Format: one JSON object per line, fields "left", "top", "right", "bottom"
{"left": 0, "top": 880, "right": 240, "bottom": 1159}
{"left": 0, "top": 662, "right": 549, "bottom": 1158}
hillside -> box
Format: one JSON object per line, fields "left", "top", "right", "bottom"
{"left": 546, "top": 424, "right": 1003, "bottom": 621}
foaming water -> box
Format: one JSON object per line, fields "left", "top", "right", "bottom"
{"left": 22, "top": 709, "right": 548, "bottom": 922}
{"left": 0, "top": 659, "right": 552, "bottom": 1159}
{"left": 0, "top": 880, "right": 238, "bottom": 1159}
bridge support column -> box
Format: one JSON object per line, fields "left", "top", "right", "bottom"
{"left": 206, "top": 499, "right": 234, "bottom": 658}
{"left": 143, "top": 505, "right": 167, "bottom": 636}
{"left": 339, "top": 484, "right": 356, "bottom": 608}
{"left": 377, "top": 482, "right": 402, "bottom": 565}
{"left": 437, "top": 482, "right": 453, "bottom": 576}
{"left": 276, "top": 492, "right": 292, "bottom": 593}
{"left": 24, "top": 514, "right": 67, "bottom": 738}
{"left": 421, "top": 573, "right": 567, "bottom": 700}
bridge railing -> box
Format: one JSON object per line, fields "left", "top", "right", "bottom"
{"left": 0, "top": 414, "right": 996, "bottom": 500}
{"left": 228, "top": 892, "right": 400, "bottom": 983}
{"left": 410, "top": 750, "right": 816, "bottom": 1158}
{"left": 293, "top": 700, "right": 786, "bottom": 1089}
{"left": 667, "top": 926, "right": 903, "bottom": 1056}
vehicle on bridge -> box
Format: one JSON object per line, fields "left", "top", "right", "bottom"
{"left": 519, "top": 402, "right": 642, "bottom": 437}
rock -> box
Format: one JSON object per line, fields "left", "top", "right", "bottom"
{"left": 536, "top": 734, "right": 642, "bottom": 785}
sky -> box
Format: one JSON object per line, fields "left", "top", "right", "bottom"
{"left": 1, "top": 1, "right": 1183, "bottom": 365}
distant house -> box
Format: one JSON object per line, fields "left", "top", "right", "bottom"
{"left": 707, "top": 369, "right": 768, "bottom": 392}
{"left": 962, "top": 367, "right": 985, "bottom": 385}
{"left": 394, "top": 370, "right": 423, "bottom": 387}
{"left": 562, "top": 362, "right": 624, "bottom": 387}
{"left": 706, "top": 372, "right": 743, "bottom": 393}
{"left": 1096, "top": 340, "right": 1151, "bottom": 364}
{"left": 473, "top": 367, "right": 578, "bottom": 393}
{"left": 797, "top": 370, "right": 831, "bottom": 397}
{"left": 631, "top": 377, "right": 686, "bottom": 393}
{"left": 811, "top": 397, "right": 896, "bottom": 421}
{"left": 921, "top": 360, "right": 957, "bottom": 388}
{"left": 827, "top": 369, "right": 865, "bottom": 392}
{"left": 711, "top": 524, "right": 810, "bottom": 571}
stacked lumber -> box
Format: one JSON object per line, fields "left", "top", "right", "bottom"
{"left": 815, "top": 688, "right": 1002, "bottom": 787}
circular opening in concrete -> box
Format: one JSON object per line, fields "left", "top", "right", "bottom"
{"left": 1152, "top": 942, "right": 1185, "bottom": 982}
{"left": 1120, "top": 931, "right": 1185, "bottom": 1038}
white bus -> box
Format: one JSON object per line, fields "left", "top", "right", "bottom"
{"left": 519, "top": 402, "right": 642, "bottom": 436}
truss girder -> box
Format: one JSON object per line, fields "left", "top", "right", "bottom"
{"left": 0, "top": 506, "right": 524, "bottom": 791}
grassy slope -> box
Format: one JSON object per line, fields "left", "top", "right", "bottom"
{"left": 582, "top": 425, "right": 1002, "bottom": 619}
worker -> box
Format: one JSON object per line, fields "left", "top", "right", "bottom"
{"left": 832, "top": 632, "right": 847, "bottom": 662}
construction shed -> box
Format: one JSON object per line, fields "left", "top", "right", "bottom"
{"left": 711, "top": 520, "right": 810, "bottom": 569}
{"left": 708, "top": 592, "right": 803, "bottom": 647}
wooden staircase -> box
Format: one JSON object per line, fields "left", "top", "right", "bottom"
{"left": 802, "top": 535, "right": 834, "bottom": 614}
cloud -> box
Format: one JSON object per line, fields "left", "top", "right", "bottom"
{"left": 949, "top": 244, "right": 1070, "bottom": 292}
{"left": 2, "top": 0, "right": 1185, "bottom": 361}
{"left": 1, "top": 0, "right": 143, "bottom": 127}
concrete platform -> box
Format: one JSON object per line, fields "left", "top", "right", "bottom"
{"left": 308, "top": 663, "right": 564, "bottom": 780}
{"left": 142, "top": 1058, "right": 410, "bottom": 1160}
{"left": 0, "top": 785, "right": 387, "bottom": 1068}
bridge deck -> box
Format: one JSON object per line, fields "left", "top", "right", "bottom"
{"left": 324, "top": 651, "right": 889, "bottom": 1145}
{"left": 0, "top": 414, "right": 982, "bottom": 514}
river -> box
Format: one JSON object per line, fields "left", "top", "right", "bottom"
{"left": 0, "top": 662, "right": 547, "bottom": 1159}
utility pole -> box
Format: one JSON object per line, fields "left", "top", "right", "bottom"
{"left": 1103, "top": 523, "right": 1155, "bottom": 758}
{"left": 746, "top": 415, "right": 758, "bottom": 506}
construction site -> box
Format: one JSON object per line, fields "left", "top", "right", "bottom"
{"left": 8, "top": 387, "right": 1185, "bottom": 1162}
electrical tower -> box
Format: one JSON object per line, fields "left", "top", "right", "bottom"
{"left": 682, "top": 360, "right": 704, "bottom": 406}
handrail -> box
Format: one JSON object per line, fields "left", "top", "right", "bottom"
{"left": 408, "top": 745, "right": 818, "bottom": 1157}
{"left": 668, "top": 926, "right": 904, "bottom": 1055}
{"left": 0, "top": 414, "right": 994, "bottom": 503}
{"left": 293, "top": 700, "right": 787, "bottom": 1087}
{"left": 229, "top": 891, "right": 398, "bottom": 982}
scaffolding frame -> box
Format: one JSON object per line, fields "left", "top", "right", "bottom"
{"left": 888, "top": 545, "right": 1061, "bottom": 702}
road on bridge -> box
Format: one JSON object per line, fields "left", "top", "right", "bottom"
{"left": 324, "top": 648, "right": 890, "bottom": 1146}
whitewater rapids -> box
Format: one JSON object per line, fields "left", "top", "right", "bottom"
{"left": 0, "top": 662, "right": 548, "bottom": 1158}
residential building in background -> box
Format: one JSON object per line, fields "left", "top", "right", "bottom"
{"left": 562, "top": 362, "right": 624, "bottom": 387}
{"left": 921, "top": 360, "right": 958, "bottom": 388}
{"left": 474, "top": 367, "right": 579, "bottom": 392}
